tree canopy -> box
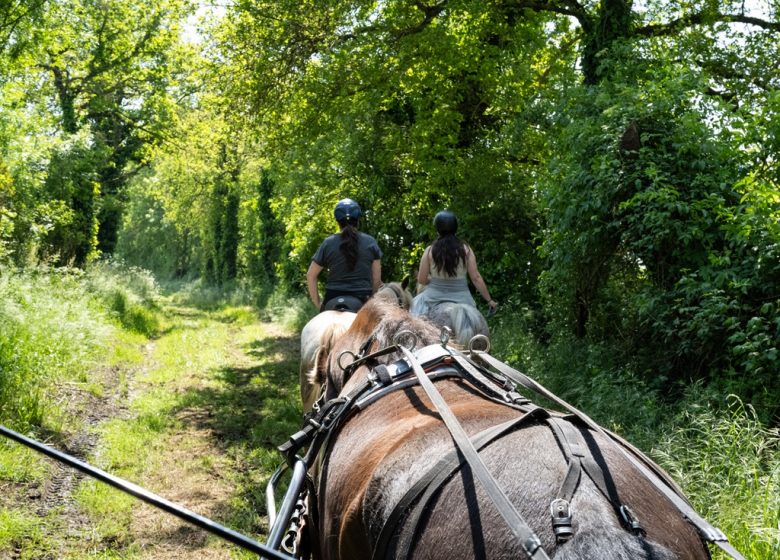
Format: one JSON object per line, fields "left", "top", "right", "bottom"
{"left": 1, "top": 0, "right": 779, "bottom": 419}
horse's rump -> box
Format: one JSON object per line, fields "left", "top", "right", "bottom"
{"left": 313, "top": 300, "right": 710, "bottom": 560}
{"left": 299, "top": 311, "right": 356, "bottom": 412}
{"left": 424, "top": 301, "right": 489, "bottom": 346}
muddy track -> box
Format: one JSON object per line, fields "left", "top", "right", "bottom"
{"left": 3, "top": 308, "right": 302, "bottom": 560}
{"left": 35, "top": 362, "right": 134, "bottom": 538}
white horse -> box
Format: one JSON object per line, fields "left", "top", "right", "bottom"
{"left": 299, "top": 280, "right": 411, "bottom": 412}
{"left": 424, "top": 301, "right": 489, "bottom": 347}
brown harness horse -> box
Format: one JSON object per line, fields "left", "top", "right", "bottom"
{"left": 289, "top": 299, "right": 728, "bottom": 560}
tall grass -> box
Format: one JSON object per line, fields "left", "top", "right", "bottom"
{"left": 0, "top": 262, "right": 162, "bottom": 429}
{"left": 0, "top": 267, "right": 109, "bottom": 427}
{"left": 655, "top": 397, "right": 780, "bottom": 559}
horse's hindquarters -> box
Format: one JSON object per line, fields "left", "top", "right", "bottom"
{"left": 319, "top": 385, "right": 709, "bottom": 560}
{"left": 299, "top": 311, "right": 356, "bottom": 412}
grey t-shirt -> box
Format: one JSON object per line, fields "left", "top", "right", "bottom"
{"left": 312, "top": 231, "right": 382, "bottom": 292}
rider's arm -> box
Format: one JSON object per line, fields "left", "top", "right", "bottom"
{"left": 416, "top": 246, "right": 431, "bottom": 287}
{"left": 466, "top": 248, "right": 498, "bottom": 311}
{"left": 307, "top": 261, "right": 323, "bottom": 308}
{"left": 371, "top": 259, "right": 382, "bottom": 293}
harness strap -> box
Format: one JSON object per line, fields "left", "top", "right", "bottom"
{"left": 546, "top": 417, "right": 645, "bottom": 541}
{"left": 372, "top": 406, "right": 549, "bottom": 560}
{"left": 545, "top": 417, "right": 582, "bottom": 543}
{"left": 397, "top": 345, "right": 551, "bottom": 560}
{"left": 472, "top": 351, "right": 747, "bottom": 560}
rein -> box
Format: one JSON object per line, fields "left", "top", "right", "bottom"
{"left": 272, "top": 335, "right": 746, "bottom": 560}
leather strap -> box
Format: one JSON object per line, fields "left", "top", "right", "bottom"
{"left": 471, "top": 351, "right": 746, "bottom": 560}
{"left": 373, "top": 406, "right": 549, "bottom": 560}
{"left": 397, "top": 345, "right": 551, "bottom": 560}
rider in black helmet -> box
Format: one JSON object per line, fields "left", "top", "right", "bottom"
{"left": 411, "top": 209, "right": 498, "bottom": 315}
{"left": 307, "top": 199, "right": 383, "bottom": 311}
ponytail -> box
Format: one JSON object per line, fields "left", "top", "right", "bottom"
{"left": 338, "top": 219, "right": 360, "bottom": 271}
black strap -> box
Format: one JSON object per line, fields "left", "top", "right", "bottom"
{"left": 373, "top": 406, "right": 549, "bottom": 560}
{"left": 397, "top": 345, "right": 551, "bottom": 560}
{"left": 471, "top": 351, "right": 747, "bottom": 560}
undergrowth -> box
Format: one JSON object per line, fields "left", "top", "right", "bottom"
{"left": 0, "top": 262, "right": 162, "bottom": 429}
{"left": 491, "top": 300, "right": 780, "bottom": 558}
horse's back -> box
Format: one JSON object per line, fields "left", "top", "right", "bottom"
{"left": 320, "top": 384, "right": 709, "bottom": 560}
{"left": 424, "top": 302, "right": 489, "bottom": 346}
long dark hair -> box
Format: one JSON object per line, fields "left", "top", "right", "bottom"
{"left": 338, "top": 218, "right": 360, "bottom": 271}
{"left": 431, "top": 233, "right": 466, "bottom": 277}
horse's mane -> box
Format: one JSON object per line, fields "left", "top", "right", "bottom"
{"left": 323, "top": 299, "right": 442, "bottom": 398}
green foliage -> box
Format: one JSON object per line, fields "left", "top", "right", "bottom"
{"left": 0, "top": 0, "right": 195, "bottom": 268}
{"left": 84, "top": 261, "right": 162, "bottom": 337}
{"left": 539, "top": 62, "right": 780, "bottom": 418}
{"left": 491, "top": 305, "right": 779, "bottom": 553}
{"left": 40, "top": 136, "right": 102, "bottom": 266}
{"left": 216, "top": 0, "right": 554, "bottom": 295}
{"left": 0, "top": 267, "right": 110, "bottom": 426}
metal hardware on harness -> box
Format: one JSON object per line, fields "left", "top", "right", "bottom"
{"left": 267, "top": 459, "right": 309, "bottom": 551}
{"left": 368, "top": 363, "right": 393, "bottom": 386}
{"left": 550, "top": 499, "right": 574, "bottom": 543}
{"left": 439, "top": 325, "right": 452, "bottom": 345}
{"left": 396, "top": 345, "right": 552, "bottom": 560}
{"left": 468, "top": 333, "right": 491, "bottom": 354}
{"left": 281, "top": 497, "right": 307, "bottom": 555}
{"left": 619, "top": 504, "right": 645, "bottom": 536}
{"left": 468, "top": 351, "right": 748, "bottom": 560}
{"left": 393, "top": 329, "right": 418, "bottom": 350}
{"left": 337, "top": 350, "right": 357, "bottom": 371}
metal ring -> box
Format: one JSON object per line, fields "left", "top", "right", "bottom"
{"left": 337, "top": 350, "right": 357, "bottom": 371}
{"left": 468, "top": 334, "right": 491, "bottom": 354}
{"left": 393, "top": 330, "right": 418, "bottom": 350}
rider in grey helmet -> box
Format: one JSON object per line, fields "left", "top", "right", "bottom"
{"left": 411, "top": 209, "right": 498, "bottom": 315}
{"left": 307, "top": 199, "right": 383, "bottom": 311}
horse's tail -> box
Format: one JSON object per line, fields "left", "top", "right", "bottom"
{"left": 552, "top": 529, "right": 680, "bottom": 560}
{"left": 448, "top": 304, "right": 489, "bottom": 346}
{"left": 306, "top": 322, "right": 351, "bottom": 389}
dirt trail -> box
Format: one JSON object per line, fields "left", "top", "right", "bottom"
{"left": 4, "top": 304, "right": 302, "bottom": 559}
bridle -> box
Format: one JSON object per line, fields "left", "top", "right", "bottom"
{"left": 270, "top": 330, "right": 746, "bottom": 560}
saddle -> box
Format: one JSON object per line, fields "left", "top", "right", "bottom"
{"left": 322, "top": 295, "right": 364, "bottom": 312}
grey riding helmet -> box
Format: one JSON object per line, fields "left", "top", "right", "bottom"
{"left": 434, "top": 210, "right": 458, "bottom": 235}
{"left": 334, "top": 198, "right": 362, "bottom": 222}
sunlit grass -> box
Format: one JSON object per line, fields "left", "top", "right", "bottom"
{"left": 0, "top": 508, "right": 45, "bottom": 551}
{"left": 0, "top": 441, "right": 48, "bottom": 483}
{"left": 0, "top": 267, "right": 111, "bottom": 428}
{"left": 654, "top": 397, "right": 780, "bottom": 559}
{"left": 75, "top": 479, "right": 137, "bottom": 547}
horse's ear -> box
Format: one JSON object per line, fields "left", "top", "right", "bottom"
{"left": 401, "top": 275, "right": 410, "bottom": 291}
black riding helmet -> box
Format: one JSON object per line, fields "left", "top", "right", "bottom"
{"left": 334, "top": 198, "right": 362, "bottom": 222}
{"left": 434, "top": 210, "right": 458, "bottom": 236}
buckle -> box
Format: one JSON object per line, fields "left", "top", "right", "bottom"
{"left": 550, "top": 499, "right": 573, "bottom": 543}
{"left": 619, "top": 504, "right": 645, "bottom": 535}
